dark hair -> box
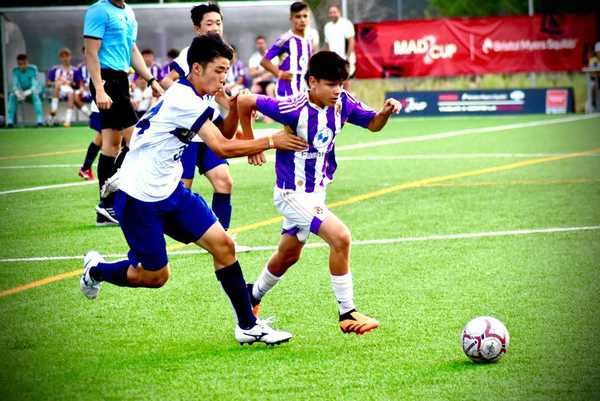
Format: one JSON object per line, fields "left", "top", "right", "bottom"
{"left": 290, "top": 1, "right": 308, "bottom": 15}
{"left": 305, "top": 51, "right": 349, "bottom": 84}
{"left": 191, "top": 3, "right": 222, "bottom": 27}
{"left": 255, "top": 35, "right": 266, "bottom": 41}
{"left": 17, "top": 54, "right": 28, "bottom": 61}
{"left": 167, "top": 48, "right": 180, "bottom": 59}
{"left": 141, "top": 48, "right": 154, "bottom": 55}
{"left": 187, "top": 33, "right": 233, "bottom": 70}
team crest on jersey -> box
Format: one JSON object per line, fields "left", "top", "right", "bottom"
{"left": 313, "top": 127, "right": 333, "bottom": 150}
{"left": 299, "top": 54, "right": 309, "bottom": 69}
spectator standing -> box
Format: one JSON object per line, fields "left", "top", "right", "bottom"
{"left": 323, "top": 4, "right": 355, "bottom": 90}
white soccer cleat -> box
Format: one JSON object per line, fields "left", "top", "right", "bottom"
{"left": 235, "top": 318, "right": 292, "bottom": 346}
{"left": 80, "top": 250, "right": 104, "bottom": 299}
{"left": 100, "top": 169, "right": 121, "bottom": 199}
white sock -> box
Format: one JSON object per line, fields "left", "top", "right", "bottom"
{"left": 252, "top": 266, "right": 281, "bottom": 301}
{"left": 51, "top": 98, "right": 59, "bottom": 112}
{"left": 331, "top": 273, "right": 356, "bottom": 314}
{"left": 65, "top": 108, "right": 73, "bottom": 125}
{"left": 80, "top": 104, "right": 90, "bottom": 116}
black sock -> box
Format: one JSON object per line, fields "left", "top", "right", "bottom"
{"left": 215, "top": 261, "right": 257, "bottom": 330}
{"left": 114, "top": 146, "right": 129, "bottom": 170}
{"left": 97, "top": 154, "right": 116, "bottom": 203}
{"left": 82, "top": 142, "right": 100, "bottom": 170}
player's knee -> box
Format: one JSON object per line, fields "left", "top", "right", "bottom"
{"left": 332, "top": 228, "right": 352, "bottom": 251}
{"left": 210, "top": 170, "right": 233, "bottom": 193}
{"left": 149, "top": 268, "right": 171, "bottom": 288}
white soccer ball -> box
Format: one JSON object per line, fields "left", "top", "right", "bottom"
{"left": 461, "top": 316, "right": 509, "bottom": 363}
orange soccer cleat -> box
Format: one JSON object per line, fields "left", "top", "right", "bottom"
{"left": 339, "top": 310, "right": 380, "bottom": 335}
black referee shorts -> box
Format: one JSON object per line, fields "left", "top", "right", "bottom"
{"left": 90, "top": 69, "right": 138, "bottom": 131}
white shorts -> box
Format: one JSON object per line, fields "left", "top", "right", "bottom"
{"left": 59, "top": 85, "right": 74, "bottom": 98}
{"left": 273, "top": 187, "right": 331, "bottom": 242}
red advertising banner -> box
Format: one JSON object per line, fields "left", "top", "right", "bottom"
{"left": 355, "top": 14, "right": 597, "bottom": 78}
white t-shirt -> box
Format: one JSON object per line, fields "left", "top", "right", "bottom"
{"left": 132, "top": 86, "right": 153, "bottom": 112}
{"left": 119, "top": 78, "right": 218, "bottom": 202}
{"left": 324, "top": 17, "right": 355, "bottom": 59}
{"left": 171, "top": 46, "right": 190, "bottom": 77}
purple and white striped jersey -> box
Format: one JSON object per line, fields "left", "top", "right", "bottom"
{"left": 48, "top": 65, "right": 75, "bottom": 84}
{"left": 74, "top": 62, "right": 90, "bottom": 86}
{"left": 256, "top": 91, "right": 377, "bottom": 193}
{"left": 264, "top": 31, "right": 312, "bottom": 97}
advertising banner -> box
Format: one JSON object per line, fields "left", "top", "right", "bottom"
{"left": 386, "top": 88, "right": 575, "bottom": 116}
{"left": 355, "top": 14, "right": 597, "bottom": 78}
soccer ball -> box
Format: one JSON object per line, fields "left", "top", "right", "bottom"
{"left": 461, "top": 316, "right": 509, "bottom": 363}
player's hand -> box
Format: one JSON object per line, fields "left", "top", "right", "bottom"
{"left": 278, "top": 71, "right": 293, "bottom": 81}
{"left": 248, "top": 152, "right": 267, "bottom": 166}
{"left": 151, "top": 80, "right": 164, "bottom": 97}
{"left": 382, "top": 98, "right": 402, "bottom": 115}
{"left": 271, "top": 130, "right": 308, "bottom": 151}
{"left": 95, "top": 88, "right": 113, "bottom": 110}
{"left": 23, "top": 89, "right": 32, "bottom": 97}
{"left": 15, "top": 90, "right": 25, "bottom": 101}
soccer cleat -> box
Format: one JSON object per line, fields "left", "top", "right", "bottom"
{"left": 95, "top": 202, "right": 119, "bottom": 224}
{"left": 96, "top": 212, "right": 118, "bottom": 227}
{"left": 235, "top": 319, "right": 292, "bottom": 346}
{"left": 100, "top": 170, "right": 121, "bottom": 199}
{"left": 80, "top": 250, "right": 104, "bottom": 299}
{"left": 339, "top": 310, "right": 380, "bottom": 335}
{"left": 246, "top": 283, "right": 261, "bottom": 317}
{"left": 78, "top": 168, "right": 95, "bottom": 181}
{"left": 63, "top": 122, "right": 71, "bottom": 128}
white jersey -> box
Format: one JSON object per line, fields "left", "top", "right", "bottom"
{"left": 324, "top": 17, "right": 355, "bottom": 59}
{"left": 119, "top": 78, "right": 219, "bottom": 202}
{"left": 171, "top": 46, "right": 190, "bottom": 78}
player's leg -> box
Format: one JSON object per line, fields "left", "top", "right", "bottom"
{"left": 63, "top": 89, "right": 74, "bottom": 127}
{"left": 165, "top": 185, "right": 292, "bottom": 345}
{"left": 318, "top": 214, "right": 379, "bottom": 335}
{"left": 80, "top": 190, "right": 172, "bottom": 298}
{"left": 113, "top": 125, "right": 134, "bottom": 170}
{"left": 79, "top": 112, "right": 101, "bottom": 181}
{"left": 199, "top": 144, "right": 233, "bottom": 230}
{"left": 49, "top": 85, "right": 60, "bottom": 125}
{"left": 249, "top": 232, "right": 304, "bottom": 314}
{"left": 6, "top": 93, "right": 17, "bottom": 127}
{"left": 31, "top": 93, "right": 44, "bottom": 126}
{"left": 95, "top": 128, "right": 121, "bottom": 223}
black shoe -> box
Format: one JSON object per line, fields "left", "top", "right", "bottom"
{"left": 36, "top": 123, "right": 44, "bottom": 128}
{"left": 95, "top": 202, "right": 119, "bottom": 224}
{"left": 96, "top": 212, "right": 118, "bottom": 226}
{"left": 6, "top": 123, "right": 14, "bottom": 129}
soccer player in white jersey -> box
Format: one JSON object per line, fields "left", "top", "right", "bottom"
{"left": 237, "top": 51, "right": 402, "bottom": 335}
{"left": 81, "top": 34, "right": 308, "bottom": 345}
{"left": 160, "top": 3, "right": 236, "bottom": 232}
{"left": 261, "top": 2, "right": 313, "bottom": 98}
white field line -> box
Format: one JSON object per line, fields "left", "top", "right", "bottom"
{"left": 0, "top": 180, "right": 97, "bottom": 196}
{"left": 1, "top": 225, "right": 598, "bottom": 264}
{"left": 0, "top": 164, "right": 84, "bottom": 169}
{"left": 2, "top": 115, "right": 598, "bottom": 194}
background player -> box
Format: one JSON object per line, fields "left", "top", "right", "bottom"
{"left": 81, "top": 34, "right": 307, "bottom": 345}
{"left": 237, "top": 51, "right": 402, "bottom": 335}
{"left": 47, "top": 48, "right": 76, "bottom": 127}
{"left": 160, "top": 3, "right": 236, "bottom": 232}
{"left": 260, "top": 2, "right": 312, "bottom": 98}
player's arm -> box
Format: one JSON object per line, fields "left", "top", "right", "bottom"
{"left": 196, "top": 119, "right": 307, "bottom": 159}
{"left": 84, "top": 38, "right": 112, "bottom": 110}
{"left": 367, "top": 98, "right": 402, "bottom": 132}
{"left": 236, "top": 93, "right": 260, "bottom": 140}
{"left": 131, "top": 44, "right": 164, "bottom": 97}
{"left": 260, "top": 42, "right": 293, "bottom": 81}
{"left": 160, "top": 69, "right": 179, "bottom": 90}
{"left": 214, "top": 93, "right": 239, "bottom": 140}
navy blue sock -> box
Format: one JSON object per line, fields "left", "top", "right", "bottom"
{"left": 82, "top": 142, "right": 100, "bottom": 170}
{"left": 90, "top": 259, "right": 132, "bottom": 287}
{"left": 212, "top": 193, "right": 232, "bottom": 230}
{"left": 215, "top": 261, "right": 257, "bottom": 330}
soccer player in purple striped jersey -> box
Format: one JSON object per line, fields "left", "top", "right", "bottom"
{"left": 261, "top": 2, "right": 313, "bottom": 98}
{"left": 238, "top": 51, "right": 402, "bottom": 335}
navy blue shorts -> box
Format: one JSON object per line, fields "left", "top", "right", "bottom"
{"left": 181, "top": 142, "right": 229, "bottom": 180}
{"left": 114, "top": 183, "right": 218, "bottom": 270}
{"left": 89, "top": 112, "right": 101, "bottom": 132}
